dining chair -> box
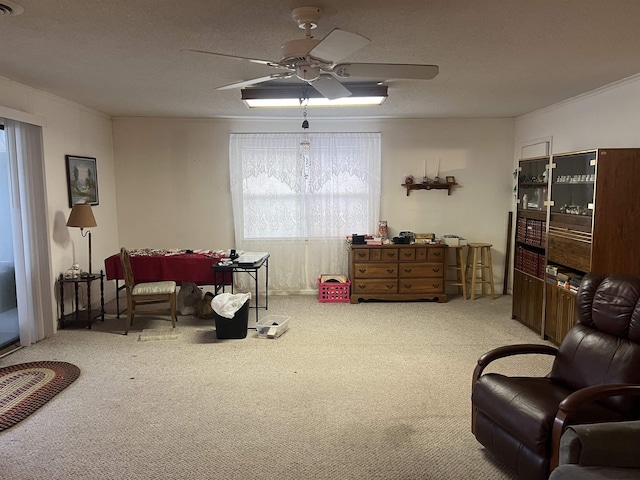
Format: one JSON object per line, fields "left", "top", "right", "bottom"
{"left": 119, "top": 247, "right": 177, "bottom": 335}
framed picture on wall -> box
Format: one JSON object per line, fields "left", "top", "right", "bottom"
{"left": 66, "top": 155, "right": 99, "bottom": 207}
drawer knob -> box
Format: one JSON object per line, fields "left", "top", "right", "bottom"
{"left": 358, "top": 253, "right": 366, "bottom": 258}
{"left": 387, "top": 268, "right": 394, "bottom": 273}
{"left": 432, "top": 283, "right": 440, "bottom": 288}
{"left": 404, "top": 253, "right": 412, "bottom": 257}
{"left": 358, "top": 284, "right": 366, "bottom": 289}
{"left": 404, "top": 284, "right": 412, "bottom": 289}
{"left": 386, "top": 284, "right": 395, "bottom": 289}
{"left": 433, "top": 252, "right": 441, "bottom": 257}
{"left": 359, "top": 268, "right": 366, "bottom": 273}
{"left": 404, "top": 268, "right": 412, "bottom": 273}
{"left": 432, "top": 268, "right": 440, "bottom": 273}
{"left": 387, "top": 253, "right": 395, "bottom": 257}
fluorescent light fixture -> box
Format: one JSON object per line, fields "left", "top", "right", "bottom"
{"left": 241, "top": 85, "right": 388, "bottom": 108}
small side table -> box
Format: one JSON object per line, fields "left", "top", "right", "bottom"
{"left": 58, "top": 270, "right": 105, "bottom": 329}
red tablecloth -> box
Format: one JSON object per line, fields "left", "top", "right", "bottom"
{"left": 104, "top": 253, "right": 230, "bottom": 285}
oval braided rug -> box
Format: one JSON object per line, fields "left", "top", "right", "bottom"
{"left": 0, "top": 361, "right": 80, "bottom": 431}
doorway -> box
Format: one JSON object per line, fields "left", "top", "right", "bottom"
{"left": 0, "top": 125, "right": 19, "bottom": 350}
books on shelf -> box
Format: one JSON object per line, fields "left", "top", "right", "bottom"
{"left": 547, "top": 266, "right": 583, "bottom": 291}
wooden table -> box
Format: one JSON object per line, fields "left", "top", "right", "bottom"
{"left": 58, "top": 271, "right": 104, "bottom": 329}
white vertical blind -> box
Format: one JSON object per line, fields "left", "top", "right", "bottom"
{"left": 4, "top": 119, "right": 53, "bottom": 345}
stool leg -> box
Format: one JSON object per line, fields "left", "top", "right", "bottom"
{"left": 487, "top": 247, "right": 495, "bottom": 299}
{"left": 480, "top": 247, "right": 487, "bottom": 297}
{"left": 455, "top": 251, "right": 462, "bottom": 296}
{"left": 471, "top": 247, "right": 479, "bottom": 301}
{"left": 458, "top": 247, "right": 467, "bottom": 299}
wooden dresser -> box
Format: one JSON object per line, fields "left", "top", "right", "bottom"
{"left": 348, "top": 244, "right": 447, "bottom": 303}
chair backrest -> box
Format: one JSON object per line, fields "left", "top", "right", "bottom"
{"left": 120, "top": 247, "right": 136, "bottom": 290}
{"left": 551, "top": 273, "right": 640, "bottom": 416}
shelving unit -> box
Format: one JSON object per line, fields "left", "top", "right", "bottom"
{"left": 512, "top": 156, "right": 549, "bottom": 334}
{"left": 512, "top": 148, "right": 640, "bottom": 344}
{"left": 401, "top": 182, "right": 457, "bottom": 196}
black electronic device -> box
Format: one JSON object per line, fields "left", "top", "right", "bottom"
{"left": 230, "top": 249, "right": 238, "bottom": 260}
{"left": 392, "top": 236, "right": 411, "bottom": 244}
{"left": 352, "top": 234, "right": 366, "bottom": 245}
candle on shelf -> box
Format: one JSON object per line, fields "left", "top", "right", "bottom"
{"left": 434, "top": 158, "right": 440, "bottom": 183}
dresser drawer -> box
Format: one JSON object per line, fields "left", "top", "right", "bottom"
{"left": 352, "top": 279, "right": 398, "bottom": 294}
{"left": 352, "top": 249, "right": 370, "bottom": 261}
{"left": 354, "top": 263, "right": 397, "bottom": 278}
{"left": 398, "top": 263, "right": 444, "bottom": 278}
{"left": 398, "top": 279, "right": 444, "bottom": 293}
{"left": 427, "top": 248, "right": 446, "bottom": 262}
{"left": 399, "top": 248, "right": 416, "bottom": 261}
{"left": 373, "top": 248, "right": 398, "bottom": 261}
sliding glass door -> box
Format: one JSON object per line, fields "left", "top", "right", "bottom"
{"left": 0, "top": 126, "right": 19, "bottom": 350}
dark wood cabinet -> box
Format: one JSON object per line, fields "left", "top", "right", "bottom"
{"left": 512, "top": 270, "right": 543, "bottom": 333}
{"left": 513, "top": 148, "right": 640, "bottom": 344}
{"left": 544, "top": 283, "right": 577, "bottom": 345}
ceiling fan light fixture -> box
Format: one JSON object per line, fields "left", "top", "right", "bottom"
{"left": 0, "top": 0, "right": 24, "bottom": 15}
{"left": 241, "top": 84, "right": 388, "bottom": 108}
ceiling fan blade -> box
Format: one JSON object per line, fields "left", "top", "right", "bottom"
{"left": 182, "top": 48, "right": 278, "bottom": 67}
{"left": 333, "top": 63, "right": 439, "bottom": 80}
{"left": 309, "top": 28, "right": 371, "bottom": 63}
{"left": 311, "top": 75, "right": 352, "bottom": 100}
{"left": 217, "top": 72, "right": 294, "bottom": 90}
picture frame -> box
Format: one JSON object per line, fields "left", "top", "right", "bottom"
{"left": 66, "top": 155, "right": 99, "bottom": 207}
{"left": 446, "top": 175, "right": 456, "bottom": 184}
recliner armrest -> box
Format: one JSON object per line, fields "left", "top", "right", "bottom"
{"left": 560, "top": 421, "right": 640, "bottom": 469}
{"left": 472, "top": 343, "right": 558, "bottom": 384}
{"left": 550, "top": 384, "right": 640, "bottom": 470}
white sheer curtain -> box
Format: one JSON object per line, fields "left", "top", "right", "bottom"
{"left": 4, "top": 119, "right": 53, "bottom": 345}
{"left": 230, "top": 132, "right": 381, "bottom": 293}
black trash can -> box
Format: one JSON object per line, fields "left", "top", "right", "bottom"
{"left": 213, "top": 299, "right": 250, "bottom": 339}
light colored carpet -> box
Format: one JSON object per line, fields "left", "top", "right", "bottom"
{"left": 0, "top": 294, "right": 553, "bottom": 479}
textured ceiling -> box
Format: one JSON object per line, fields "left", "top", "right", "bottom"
{"left": 1, "top": 0, "right": 640, "bottom": 119}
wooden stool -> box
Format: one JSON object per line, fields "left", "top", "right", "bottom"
{"left": 446, "top": 245, "right": 467, "bottom": 299}
{"left": 465, "top": 243, "right": 495, "bottom": 300}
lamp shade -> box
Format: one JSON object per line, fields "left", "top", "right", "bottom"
{"left": 66, "top": 204, "right": 97, "bottom": 228}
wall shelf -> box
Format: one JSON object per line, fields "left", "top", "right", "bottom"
{"left": 401, "top": 182, "right": 457, "bottom": 196}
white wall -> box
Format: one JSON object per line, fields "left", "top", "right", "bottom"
{"left": 0, "top": 76, "right": 119, "bottom": 331}
{"left": 113, "top": 116, "right": 515, "bottom": 292}
{"left": 515, "top": 74, "right": 640, "bottom": 154}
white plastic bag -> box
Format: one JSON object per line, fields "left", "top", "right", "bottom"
{"left": 211, "top": 292, "right": 251, "bottom": 319}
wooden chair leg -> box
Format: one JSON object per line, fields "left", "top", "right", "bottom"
{"left": 125, "top": 300, "right": 133, "bottom": 335}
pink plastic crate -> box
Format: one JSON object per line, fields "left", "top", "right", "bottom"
{"left": 318, "top": 277, "right": 351, "bottom": 303}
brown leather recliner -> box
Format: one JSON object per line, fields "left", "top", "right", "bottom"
{"left": 471, "top": 273, "right": 640, "bottom": 480}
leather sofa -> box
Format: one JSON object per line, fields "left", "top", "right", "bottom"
{"left": 549, "top": 421, "right": 640, "bottom": 479}
{"left": 471, "top": 273, "right": 640, "bottom": 480}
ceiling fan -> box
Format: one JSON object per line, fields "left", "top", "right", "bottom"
{"left": 184, "top": 6, "right": 439, "bottom": 100}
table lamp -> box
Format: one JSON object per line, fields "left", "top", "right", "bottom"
{"left": 66, "top": 204, "right": 97, "bottom": 275}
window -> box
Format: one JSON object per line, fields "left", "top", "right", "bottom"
{"left": 229, "top": 132, "right": 381, "bottom": 292}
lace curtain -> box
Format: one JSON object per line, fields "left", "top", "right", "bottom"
{"left": 229, "top": 132, "right": 381, "bottom": 293}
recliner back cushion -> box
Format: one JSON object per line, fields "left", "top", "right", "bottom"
{"left": 551, "top": 273, "right": 640, "bottom": 417}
